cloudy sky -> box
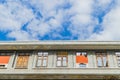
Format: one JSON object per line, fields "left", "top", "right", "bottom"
{"left": 0, "top": 0, "right": 120, "bottom": 41}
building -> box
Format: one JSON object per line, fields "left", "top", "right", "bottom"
{"left": 0, "top": 41, "right": 120, "bottom": 79}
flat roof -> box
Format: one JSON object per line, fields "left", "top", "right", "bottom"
{"left": 0, "top": 41, "right": 120, "bottom": 50}
{"left": 0, "top": 41, "right": 120, "bottom": 45}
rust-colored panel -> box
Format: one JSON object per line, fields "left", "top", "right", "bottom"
{"left": 76, "top": 56, "right": 88, "bottom": 63}
{"left": 57, "top": 52, "right": 68, "bottom": 56}
{"left": 0, "top": 56, "right": 10, "bottom": 64}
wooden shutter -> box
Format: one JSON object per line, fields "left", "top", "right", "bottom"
{"left": 16, "top": 55, "right": 29, "bottom": 68}
{"left": 57, "top": 52, "right": 68, "bottom": 56}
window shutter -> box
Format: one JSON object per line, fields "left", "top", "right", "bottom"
{"left": 76, "top": 56, "right": 88, "bottom": 63}
{"left": 0, "top": 56, "right": 10, "bottom": 64}
{"left": 16, "top": 55, "right": 29, "bottom": 68}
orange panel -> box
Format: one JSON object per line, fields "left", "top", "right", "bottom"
{"left": 76, "top": 56, "right": 88, "bottom": 63}
{"left": 0, "top": 56, "right": 10, "bottom": 64}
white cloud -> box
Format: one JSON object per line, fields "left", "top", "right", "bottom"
{"left": 0, "top": 1, "right": 34, "bottom": 31}
{"left": 0, "top": 1, "right": 35, "bottom": 40}
{"left": 27, "top": 9, "right": 64, "bottom": 38}
{"left": 89, "top": 0, "right": 120, "bottom": 40}
{"left": 27, "top": 19, "right": 51, "bottom": 37}
{"left": 0, "top": 4, "right": 20, "bottom": 31}
{"left": 69, "top": 0, "right": 93, "bottom": 14}
{"left": 6, "top": 1, "right": 34, "bottom": 24}
{"left": 67, "top": 0, "right": 98, "bottom": 40}
{"left": 26, "top": 1, "right": 66, "bottom": 38}
{"left": 29, "top": 0, "right": 65, "bottom": 19}
{"left": 7, "top": 30, "right": 38, "bottom": 40}
{"left": 96, "top": 0, "right": 113, "bottom": 8}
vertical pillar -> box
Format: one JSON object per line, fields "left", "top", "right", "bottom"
{"left": 53, "top": 51, "right": 56, "bottom": 68}
{"left": 107, "top": 51, "right": 118, "bottom": 68}
{"left": 32, "top": 51, "right": 37, "bottom": 68}
{"left": 7, "top": 52, "right": 16, "bottom": 69}
{"left": 92, "top": 51, "right": 97, "bottom": 68}
{"left": 28, "top": 52, "right": 34, "bottom": 70}
{"left": 68, "top": 51, "right": 74, "bottom": 68}
{"left": 72, "top": 51, "right": 76, "bottom": 68}
{"left": 48, "top": 51, "right": 54, "bottom": 68}
{"left": 112, "top": 51, "right": 118, "bottom": 68}
{"left": 87, "top": 51, "right": 95, "bottom": 68}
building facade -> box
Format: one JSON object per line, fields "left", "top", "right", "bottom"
{"left": 0, "top": 41, "right": 120, "bottom": 79}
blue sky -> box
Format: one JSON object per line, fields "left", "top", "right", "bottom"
{"left": 0, "top": 0, "right": 120, "bottom": 41}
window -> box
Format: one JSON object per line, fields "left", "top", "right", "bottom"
{"left": 36, "top": 52, "right": 48, "bottom": 67}
{"left": 79, "top": 63, "right": 86, "bottom": 68}
{"left": 76, "top": 52, "right": 88, "bottom": 68}
{"left": 56, "top": 52, "right": 68, "bottom": 67}
{"left": 15, "top": 53, "right": 29, "bottom": 68}
{"left": 115, "top": 52, "right": 120, "bottom": 67}
{"left": 96, "top": 53, "right": 108, "bottom": 67}
{"left": 0, "top": 53, "right": 10, "bottom": 68}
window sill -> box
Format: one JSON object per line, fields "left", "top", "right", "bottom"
{"left": 56, "top": 66, "right": 68, "bottom": 67}
{"left": 0, "top": 67, "right": 7, "bottom": 69}
{"left": 15, "top": 67, "right": 28, "bottom": 69}
{"left": 34, "top": 67, "right": 47, "bottom": 69}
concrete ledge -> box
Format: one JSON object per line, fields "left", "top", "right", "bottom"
{"left": 1, "top": 41, "right": 120, "bottom": 50}
{"left": 0, "top": 68, "right": 120, "bottom": 75}
{"left": 0, "top": 74, "right": 119, "bottom": 79}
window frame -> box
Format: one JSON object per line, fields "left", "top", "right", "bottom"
{"left": 15, "top": 53, "right": 29, "bottom": 69}
{"left": 76, "top": 52, "right": 88, "bottom": 68}
{"left": 96, "top": 53, "right": 108, "bottom": 68}
{"left": 56, "top": 52, "right": 68, "bottom": 67}
{"left": 0, "top": 53, "right": 11, "bottom": 69}
{"left": 36, "top": 52, "right": 48, "bottom": 68}
{"left": 79, "top": 63, "right": 86, "bottom": 68}
{"left": 115, "top": 52, "right": 120, "bottom": 67}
